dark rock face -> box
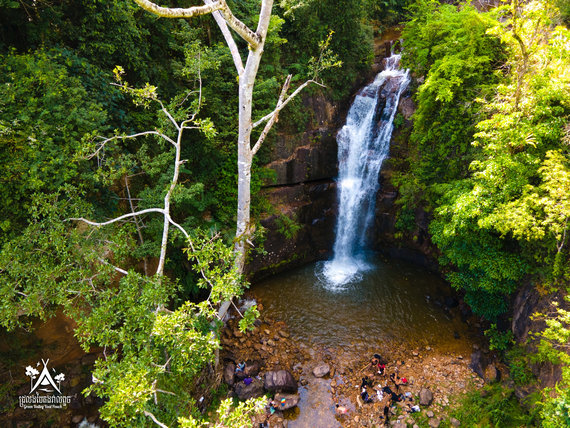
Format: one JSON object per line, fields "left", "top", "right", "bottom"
{"left": 247, "top": 92, "right": 340, "bottom": 280}
{"left": 511, "top": 282, "right": 568, "bottom": 389}
{"left": 398, "top": 96, "right": 415, "bottom": 120}
{"left": 264, "top": 370, "right": 298, "bottom": 393}
{"left": 247, "top": 180, "right": 337, "bottom": 280}
{"left": 469, "top": 350, "right": 484, "bottom": 379}
{"left": 419, "top": 387, "right": 434, "bottom": 406}
{"left": 224, "top": 362, "right": 236, "bottom": 386}
{"left": 234, "top": 378, "right": 265, "bottom": 400}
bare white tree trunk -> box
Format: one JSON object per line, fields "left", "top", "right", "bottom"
{"left": 133, "top": 0, "right": 273, "bottom": 275}
{"left": 131, "top": 0, "right": 321, "bottom": 321}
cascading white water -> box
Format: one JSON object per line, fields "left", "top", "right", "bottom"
{"left": 322, "top": 53, "right": 410, "bottom": 287}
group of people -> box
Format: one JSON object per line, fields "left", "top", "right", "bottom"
{"left": 355, "top": 354, "right": 418, "bottom": 424}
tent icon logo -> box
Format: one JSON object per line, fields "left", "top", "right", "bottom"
{"left": 19, "top": 359, "right": 72, "bottom": 409}
{"left": 26, "top": 359, "right": 65, "bottom": 394}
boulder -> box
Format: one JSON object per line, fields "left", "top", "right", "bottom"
{"left": 244, "top": 360, "right": 261, "bottom": 378}
{"left": 235, "top": 378, "right": 265, "bottom": 401}
{"left": 236, "top": 361, "right": 259, "bottom": 380}
{"left": 469, "top": 350, "right": 484, "bottom": 378}
{"left": 450, "top": 417, "right": 461, "bottom": 427}
{"left": 428, "top": 418, "right": 441, "bottom": 428}
{"left": 274, "top": 392, "right": 300, "bottom": 410}
{"left": 484, "top": 363, "right": 499, "bottom": 383}
{"left": 312, "top": 363, "right": 330, "bottom": 378}
{"left": 224, "top": 362, "right": 236, "bottom": 386}
{"left": 398, "top": 96, "right": 415, "bottom": 120}
{"left": 419, "top": 388, "right": 433, "bottom": 406}
{"left": 264, "top": 370, "right": 298, "bottom": 393}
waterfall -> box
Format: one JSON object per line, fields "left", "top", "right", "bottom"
{"left": 322, "top": 53, "right": 410, "bottom": 287}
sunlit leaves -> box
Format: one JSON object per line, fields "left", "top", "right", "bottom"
{"left": 409, "top": 0, "right": 570, "bottom": 319}
{"left": 400, "top": 1, "right": 502, "bottom": 187}
{"left": 307, "top": 30, "right": 343, "bottom": 82}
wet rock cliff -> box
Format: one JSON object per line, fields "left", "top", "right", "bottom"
{"left": 247, "top": 94, "right": 339, "bottom": 280}
{"left": 247, "top": 34, "right": 404, "bottom": 280}
{"left": 371, "top": 88, "right": 439, "bottom": 270}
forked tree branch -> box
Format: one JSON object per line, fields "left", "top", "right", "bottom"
{"left": 133, "top": 0, "right": 260, "bottom": 48}
{"left": 217, "top": 0, "right": 261, "bottom": 48}
{"left": 251, "top": 77, "right": 323, "bottom": 155}
{"left": 204, "top": 0, "right": 244, "bottom": 75}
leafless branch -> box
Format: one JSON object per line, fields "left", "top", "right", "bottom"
{"left": 69, "top": 208, "right": 165, "bottom": 228}
{"left": 143, "top": 410, "right": 169, "bottom": 428}
{"left": 166, "top": 216, "right": 189, "bottom": 239}
{"left": 97, "top": 258, "right": 129, "bottom": 276}
{"left": 252, "top": 78, "right": 323, "bottom": 155}
{"left": 231, "top": 300, "right": 244, "bottom": 318}
{"left": 134, "top": 0, "right": 222, "bottom": 18}
{"left": 88, "top": 131, "right": 175, "bottom": 160}
{"left": 204, "top": 0, "right": 244, "bottom": 75}
{"left": 157, "top": 99, "right": 181, "bottom": 131}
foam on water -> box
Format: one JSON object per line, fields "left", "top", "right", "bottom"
{"left": 322, "top": 53, "right": 410, "bottom": 287}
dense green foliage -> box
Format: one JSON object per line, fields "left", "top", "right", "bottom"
{"left": 397, "top": 1, "right": 570, "bottom": 424}
{"left": 399, "top": 0, "right": 570, "bottom": 318}
{"left": 401, "top": 1, "right": 503, "bottom": 187}
{"left": 0, "top": 0, "right": 376, "bottom": 426}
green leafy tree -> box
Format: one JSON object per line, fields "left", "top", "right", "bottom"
{"left": 532, "top": 294, "right": 570, "bottom": 427}
{"left": 400, "top": 0, "right": 503, "bottom": 191}
{"left": 0, "top": 49, "right": 109, "bottom": 243}
{"left": 402, "top": 0, "right": 570, "bottom": 318}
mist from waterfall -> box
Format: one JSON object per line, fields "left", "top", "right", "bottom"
{"left": 321, "top": 53, "right": 410, "bottom": 287}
